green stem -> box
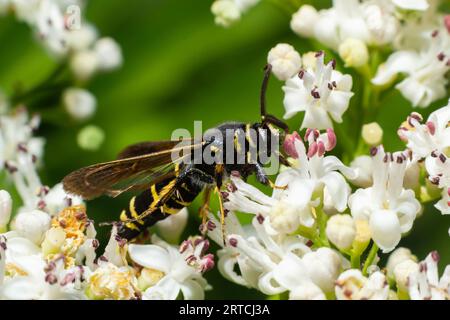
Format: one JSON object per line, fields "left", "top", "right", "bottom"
{"left": 11, "top": 63, "right": 68, "bottom": 105}
{"left": 362, "top": 242, "right": 378, "bottom": 276}
{"left": 350, "top": 254, "right": 360, "bottom": 269}
{"left": 315, "top": 206, "right": 330, "bottom": 247}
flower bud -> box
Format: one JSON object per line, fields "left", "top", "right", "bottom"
{"left": 338, "top": 38, "right": 369, "bottom": 68}
{"left": 290, "top": 5, "right": 319, "bottom": 38}
{"left": 403, "top": 161, "right": 420, "bottom": 191}
{"left": 362, "top": 122, "right": 383, "bottom": 146}
{"left": 267, "top": 43, "right": 302, "bottom": 81}
{"left": 94, "top": 37, "right": 123, "bottom": 71}
{"left": 352, "top": 219, "right": 371, "bottom": 255}
{"left": 66, "top": 24, "right": 98, "bottom": 51}
{"left": 445, "top": 15, "right": 450, "bottom": 34}
{"left": 290, "top": 281, "right": 326, "bottom": 300}
{"left": 303, "top": 248, "right": 341, "bottom": 293}
{"left": 137, "top": 268, "right": 165, "bottom": 291}
{"left": 326, "top": 214, "right": 356, "bottom": 250}
{"left": 156, "top": 208, "right": 188, "bottom": 244}
{"left": 392, "top": 0, "right": 429, "bottom": 11}
{"left": 283, "top": 131, "right": 301, "bottom": 158}
{"left": 41, "top": 227, "right": 66, "bottom": 256}
{"left": 386, "top": 247, "right": 417, "bottom": 278}
{"left": 70, "top": 50, "right": 99, "bottom": 80}
{"left": 0, "top": 190, "right": 12, "bottom": 232}
{"left": 393, "top": 259, "right": 419, "bottom": 292}
{"left": 77, "top": 125, "right": 105, "bottom": 151}
{"left": 63, "top": 88, "right": 97, "bottom": 121}
{"left": 14, "top": 210, "right": 51, "bottom": 245}
{"left": 349, "top": 155, "right": 373, "bottom": 188}
{"left": 211, "top": 0, "right": 241, "bottom": 27}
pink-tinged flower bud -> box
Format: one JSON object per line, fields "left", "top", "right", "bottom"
{"left": 201, "top": 254, "right": 215, "bottom": 272}
{"left": 425, "top": 121, "right": 436, "bottom": 135}
{"left": 325, "top": 128, "right": 337, "bottom": 151}
{"left": 317, "top": 141, "right": 325, "bottom": 157}
{"left": 283, "top": 131, "right": 302, "bottom": 158}
{"left": 444, "top": 15, "right": 450, "bottom": 34}
{"left": 307, "top": 141, "right": 318, "bottom": 158}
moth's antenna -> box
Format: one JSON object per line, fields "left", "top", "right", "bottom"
{"left": 260, "top": 64, "right": 272, "bottom": 120}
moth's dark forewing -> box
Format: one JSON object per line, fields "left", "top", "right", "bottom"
{"left": 62, "top": 141, "right": 203, "bottom": 200}
{"left": 117, "top": 140, "right": 192, "bottom": 159}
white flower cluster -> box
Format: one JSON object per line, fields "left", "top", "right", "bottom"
{"left": 0, "top": 0, "right": 122, "bottom": 124}
{"left": 211, "top": 0, "right": 260, "bottom": 27}
{"left": 0, "top": 110, "right": 211, "bottom": 300}
{"left": 202, "top": 115, "right": 450, "bottom": 299}
{"left": 289, "top": 0, "right": 449, "bottom": 108}
{"left": 0, "top": 204, "right": 212, "bottom": 299}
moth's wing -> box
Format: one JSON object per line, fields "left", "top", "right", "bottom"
{"left": 117, "top": 140, "right": 192, "bottom": 159}
{"left": 63, "top": 140, "right": 202, "bottom": 200}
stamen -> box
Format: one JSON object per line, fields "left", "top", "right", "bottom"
{"left": 370, "top": 146, "right": 378, "bottom": 156}
{"left": 315, "top": 51, "right": 324, "bottom": 58}
{"left": 426, "top": 121, "right": 436, "bottom": 135}
{"left": 431, "top": 251, "right": 440, "bottom": 262}
{"left": 326, "top": 128, "right": 337, "bottom": 151}
{"left": 439, "top": 153, "right": 446, "bottom": 163}
{"left": 298, "top": 70, "right": 305, "bottom": 79}
{"left": 311, "top": 88, "right": 321, "bottom": 99}
{"left": 228, "top": 237, "right": 238, "bottom": 247}
{"left": 256, "top": 214, "right": 265, "bottom": 224}
{"left": 437, "top": 52, "right": 446, "bottom": 61}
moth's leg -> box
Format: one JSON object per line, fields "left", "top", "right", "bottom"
{"left": 255, "top": 163, "right": 288, "bottom": 190}
{"left": 199, "top": 186, "right": 213, "bottom": 235}
{"left": 214, "top": 164, "right": 227, "bottom": 246}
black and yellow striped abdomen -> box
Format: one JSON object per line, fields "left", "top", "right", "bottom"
{"left": 117, "top": 177, "right": 202, "bottom": 240}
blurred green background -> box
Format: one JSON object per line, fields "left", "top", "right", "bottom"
{"left": 0, "top": 0, "right": 449, "bottom": 299}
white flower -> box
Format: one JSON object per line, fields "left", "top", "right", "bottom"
{"left": 408, "top": 251, "right": 450, "bottom": 300}
{"left": 373, "top": 30, "right": 449, "bottom": 108}
{"left": 0, "top": 190, "right": 12, "bottom": 232}
{"left": 325, "top": 214, "right": 356, "bottom": 251}
{"left": 63, "top": 88, "right": 97, "bottom": 121}
{"left": 0, "top": 236, "right": 87, "bottom": 300}
{"left": 208, "top": 212, "right": 312, "bottom": 294}
{"left": 399, "top": 106, "right": 450, "bottom": 160}
{"left": 338, "top": 38, "right": 369, "bottom": 68}
{"left": 362, "top": 3, "right": 398, "bottom": 45}
{"left": 211, "top": 0, "right": 240, "bottom": 27}
{"left": 281, "top": 130, "right": 356, "bottom": 215}
{"left": 309, "top": 0, "right": 400, "bottom": 49}
{"left": 211, "top": 0, "right": 260, "bottom": 27}
{"left": 156, "top": 208, "right": 188, "bottom": 244}
{"left": 94, "top": 37, "right": 123, "bottom": 71}
{"left": 348, "top": 146, "right": 421, "bottom": 253}
{"left": 335, "top": 269, "right": 389, "bottom": 300}
{"left": 301, "top": 248, "right": 342, "bottom": 293}
{"left": 394, "top": 259, "right": 419, "bottom": 292}
{"left": 224, "top": 131, "right": 355, "bottom": 234}
{"left": 87, "top": 262, "right": 137, "bottom": 300}
{"left": 290, "top": 5, "right": 319, "bottom": 38}
{"left": 129, "top": 235, "right": 211, "bottom": 300}
{"left": 267, "top": 43, "right": 302, "bottom": 81}
{"left": 289, "top": 281, "right": 326, "bottom": 300}
{"left": 392, "top": 0, "right": 429, "bottom": 11}
{"left": 283, "top": 52, "right": 354, "bottom": 129}
{"left": 13, "top": 210, "right": 51, "bottom": 245}
{"left": 34, "top": 0, "right": 68, "bottom": 56}
{"left": 386, "top": 247, "right": 417, "bottom": 278}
